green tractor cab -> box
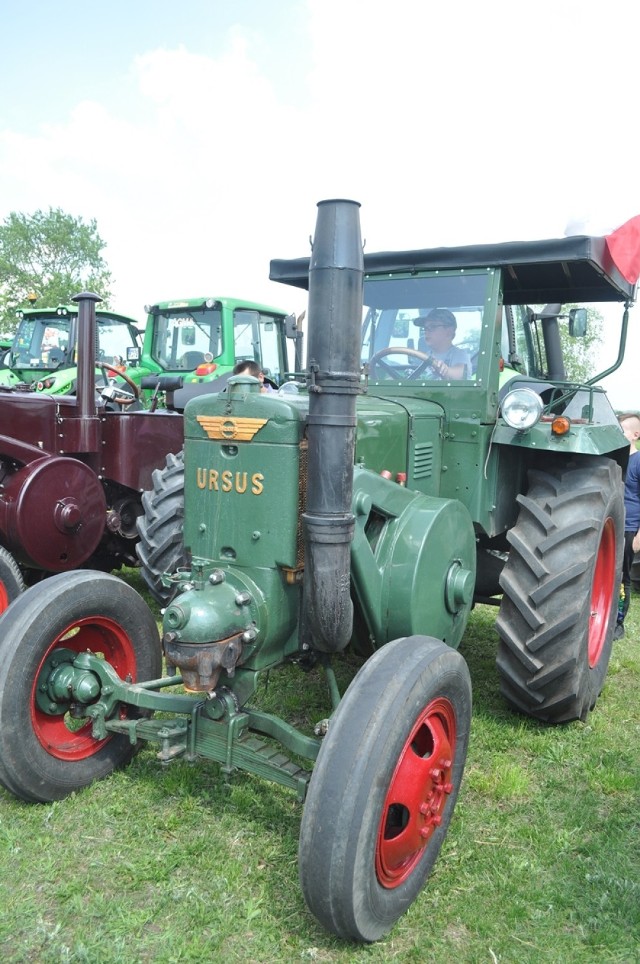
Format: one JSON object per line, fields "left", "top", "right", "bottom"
{"left": 140, "top": 296, "right": 303, "bottom": 392}
{"left": 0, "top": 303, "right": 149, "bottom": 405}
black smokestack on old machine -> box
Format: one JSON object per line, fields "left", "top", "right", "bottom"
{"left": 301, "top": 199, "right": 364, "bottom": 654}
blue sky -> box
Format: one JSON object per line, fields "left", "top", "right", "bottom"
{"left": 2, "top": 0, "right": 640, "bottom": 406}
{"left": 0, "top": 1, "right": 311, "bottom": 128}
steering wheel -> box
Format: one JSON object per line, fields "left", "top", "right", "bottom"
{"left": 97, "top": 363, "right": 141, "bottom": 405}
{"left": 368, "top": 347, "right": 439, "bottom": 380}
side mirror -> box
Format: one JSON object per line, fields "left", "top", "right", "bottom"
{"left": 569, "top": 308, "right": 588, "bottom": 337}
{"left": 285, "top": 312, "right": 300, "bottom": 339}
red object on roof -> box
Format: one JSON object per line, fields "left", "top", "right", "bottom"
{"left": 605, "top": 215, "right": 640, "bottom": 286}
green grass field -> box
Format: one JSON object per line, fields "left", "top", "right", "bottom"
{"left": 0, "top": 573, "right": 638, "bottom": 963}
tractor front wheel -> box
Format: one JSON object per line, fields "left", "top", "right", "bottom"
{"left": 136, "top": 451, "right": 186, "bottom": 606}
{"left": 0, "top": 547, "right": 24, "bottom": 614}
{"left": 0, "top": 571, "right": 162, "bottom": 802}
{"left": 496, "top": 457, "right": 623, "bottom": 723}
{"left": 298, "top": 636, "right": 471, "bottom": 942}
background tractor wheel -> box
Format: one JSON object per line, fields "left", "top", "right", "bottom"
{"left": 496, "top": 457, "right": 623, "bottom": 723}
{"left": 0, "top": 547, "right": 24, "bottom": 614}
{"left": 136, "top": 451, "right": 187, "bottom": 606}
{"left": 0, "top": 571, "right": 161, "bottom": 802}
{"left": 299, "top": 636, "right": 471, "bottom": 943}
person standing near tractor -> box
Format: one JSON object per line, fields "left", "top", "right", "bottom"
{"left": 615, "top": 413, "right": 640, "bottom": 639}
{"left": 232, "top": 359, "right": 276, "bottom": 392}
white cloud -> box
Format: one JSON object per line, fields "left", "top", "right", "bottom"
{"left": 0, "top": 31, "right": 313, "bottom": 317}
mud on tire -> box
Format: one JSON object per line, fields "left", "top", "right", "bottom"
{"left": 495, "top": 457, "right": 623, "bottom": 724}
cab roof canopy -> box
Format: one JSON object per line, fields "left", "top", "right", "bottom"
{"left": 269, "top": 234, "right": 636, "bottom": 304}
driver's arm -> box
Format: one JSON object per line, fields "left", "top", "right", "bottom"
{"left": 432, "top": 359, "right": 466, "bottom": 380}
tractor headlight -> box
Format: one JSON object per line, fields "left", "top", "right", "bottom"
{"left": 37, "top": 377, "right": 56, "bottom": 391}
{"left": 501, "top": 388, "right": 544, "bottom": 431}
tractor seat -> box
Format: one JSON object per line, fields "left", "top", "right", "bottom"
{"left": 180, "top": 351, "right": 206, "bottom": 370}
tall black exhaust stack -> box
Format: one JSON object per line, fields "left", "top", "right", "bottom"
{"left": 301, "top": 199, "right": 363, "bottom": 654}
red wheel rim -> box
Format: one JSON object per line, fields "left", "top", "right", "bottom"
{"left": 589, "top": 517, "right": 616, "bottom": 668}
{"left": 31, "top": 616, "right": 138, "bottom": 760}
{"left": 0, "top": 581, "right": 9, "bottom": 614}
{"left": 376, "top": 697, "right": 456, "bottom": 889}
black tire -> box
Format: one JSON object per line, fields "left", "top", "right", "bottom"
{"left": 136, "top": 451, "right": 187, "bottom": 605}
{"left": 0, "top": 571, "right": 162, "bottom": 802}
{"left": 496, "top": 457, "right": 623, "bottom": 724}
{"left": 0, "top": 547, "right": 24, "bottom": 614}
{"left": 298, "top": 636, "right": 472, "bottom": 943}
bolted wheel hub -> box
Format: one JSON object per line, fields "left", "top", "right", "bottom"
{"left": 35, "top": 648, "right": 102, "bottom": 715}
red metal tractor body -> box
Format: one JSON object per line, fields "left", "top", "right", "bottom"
{"left": 0, "top": 293, "right": 183, "bottom": 596}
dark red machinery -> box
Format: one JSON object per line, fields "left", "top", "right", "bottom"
{"left": 0, "top": 292, "right": 184, "bottom": 602}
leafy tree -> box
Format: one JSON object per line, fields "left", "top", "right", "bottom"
{"left": 0, "top": 208, "right": 113, "bottom": 336}
{"left": 559, "top": 305, "right": 604, "bottom": 382}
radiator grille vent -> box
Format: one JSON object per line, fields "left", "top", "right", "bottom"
{"left": 412, "top": 442, "right": 434, "bottom": 479}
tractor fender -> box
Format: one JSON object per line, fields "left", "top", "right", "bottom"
{"left": 492, "top": 420, "right": 628, "bottom": 459}
{"left": 350, "top": 467, "right": 476, "bottom": 651}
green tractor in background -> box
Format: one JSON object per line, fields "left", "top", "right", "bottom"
{"left": 0, "top": 301, "right": 148, "bottom": 405}
{"left": 0, "top": 295, "right": 301, "bottom": 409}
{"left": 0, "top": 200, "right": 634, "bottom": 942}
{"left": 140, "top": 295, "right": 302, "bottom": 390}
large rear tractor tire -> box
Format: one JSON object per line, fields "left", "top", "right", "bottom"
{"left": 0, "top": 547, "right": 24, "bottom": 614}
{"left": 136, "top": 451, "right": 187, "bottom": 606}
{"left": 299, "top": 636, "right": 471, "bottom": 942}
{"left": 0, "top": 571, "right": 162, "bottom": 802}
{"left": 496, "top": 457, "right": 623, "bottom": 724}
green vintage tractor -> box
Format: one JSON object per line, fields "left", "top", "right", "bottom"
{"left": 0, "top": 200, "right": 634, "bottom": 942}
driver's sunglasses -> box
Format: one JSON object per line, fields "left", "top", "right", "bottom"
{"left": 422, "top": 323, "right": 446, "bottom": 332}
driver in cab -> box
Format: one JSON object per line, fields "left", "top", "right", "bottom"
{"left": 414, "top": 308, "right": 471, "bottom": 380}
